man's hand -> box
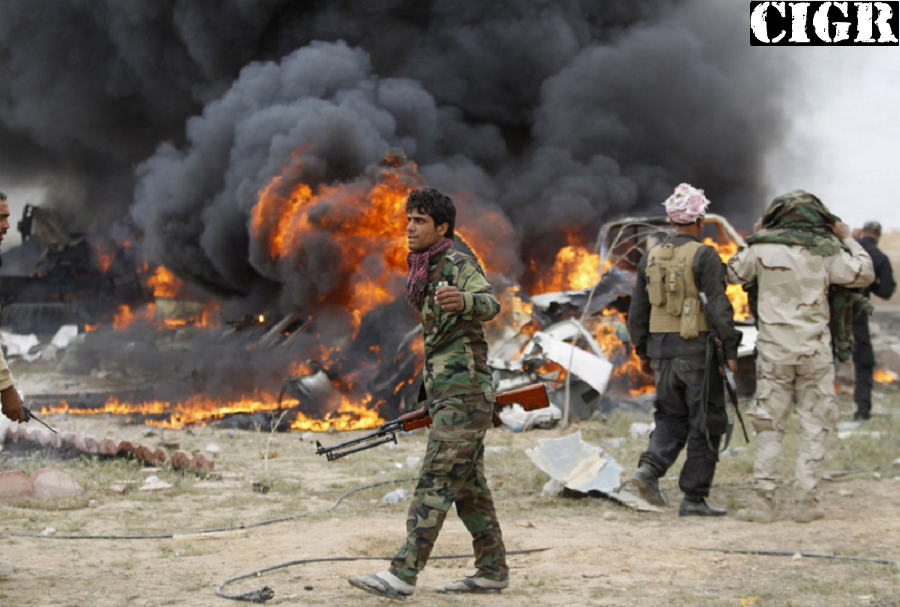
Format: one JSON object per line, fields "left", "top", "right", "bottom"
{"left": 640, "top": 358, "right": 654, "bottom": 379}
{"left": 718, "top": 359, "right": 738, "bottom": 378}
{"left": 1, "top": 386, "right": 25, "bottom": 423}
{"left": 435, "top": 286, "right": 464, "bottom": 312}
{"left": 834, "top": 221, "right": 851, "bottom": 240}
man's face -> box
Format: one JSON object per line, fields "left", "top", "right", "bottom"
{"left": 0, "top": 200, "right": 10, "bottom": 249}
{"left": 407, "top": 207, "right": 446, "bottom": 252}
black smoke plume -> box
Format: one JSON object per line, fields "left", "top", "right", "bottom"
{"left": 0, "top": 1, "right": 787, "bottom": 297}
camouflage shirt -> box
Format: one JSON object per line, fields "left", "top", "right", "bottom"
{"left": 419, "top": 248, "right": 500, "bottom": 403}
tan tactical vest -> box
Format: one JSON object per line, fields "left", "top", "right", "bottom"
{"left": 645, "top": 240, "right": 709, "bottom": 339}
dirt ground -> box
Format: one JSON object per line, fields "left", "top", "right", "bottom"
{"left": 0, "top": 375, "right": 898, "bottom": 607}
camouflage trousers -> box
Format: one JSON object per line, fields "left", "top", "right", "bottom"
{"left": 747, "top": 355, "right": 837, "bottom": 501}
{"left": 388, "top": 434, "right": 508, "bottom": 585}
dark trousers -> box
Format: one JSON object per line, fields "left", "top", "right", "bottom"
{"left": 638, "top": 355, "right": 726, "bottom": 499}
{"left": 853, "top": 318, "right": 875, "bottom": 417}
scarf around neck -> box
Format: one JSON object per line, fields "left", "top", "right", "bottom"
{"left": 406, "top": 237, "right": 453, "bottom": 309}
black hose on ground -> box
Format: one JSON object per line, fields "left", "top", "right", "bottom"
{"left": 697, "top": 548, "right": 899, "bottom": 566}
{"left": 6, "top": 477, "right": 418, "bottom": 540}
{"left": 217, "top": 549, "right": 551, "bottom": 603}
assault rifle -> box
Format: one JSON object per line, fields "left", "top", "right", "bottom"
{"left": 699, "top": 292, "right": 749, "bottom": 445}
{"left": 22, "top": 406, "right": 57, "bottom": 434}
{"left": 315, "top": 383, "right": 550, "bottom": 462}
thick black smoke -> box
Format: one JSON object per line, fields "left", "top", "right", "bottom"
{"left": 0, "top": 0, "right": 789, "bottom": 306}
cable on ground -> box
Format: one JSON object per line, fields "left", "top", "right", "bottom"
{"left": 216, "top": 548, "right": 551, "bottom": 603}
{"left": 696, "top": 547, "right": 899, "bottom": 566}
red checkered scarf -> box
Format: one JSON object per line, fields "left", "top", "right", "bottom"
{"left": 406, "top": 237, "right": 453, "bottom": 309}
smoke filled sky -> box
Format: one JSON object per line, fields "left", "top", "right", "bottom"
{"left": 4, "top": 1, "right": 881, "bottom": 304}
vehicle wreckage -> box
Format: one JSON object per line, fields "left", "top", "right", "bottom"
{"left": 281, "top": 213, "right": 758, "bottom": 429}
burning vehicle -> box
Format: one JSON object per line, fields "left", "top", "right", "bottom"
{"left": 486, "top": 213, "right": 757, "bottom": 424}
{"left": 0, "top": 205, "right": 149, "bottom": 334}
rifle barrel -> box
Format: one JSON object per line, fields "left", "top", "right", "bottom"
{"left": 315, "top": 422, "right": 400, "bottom": 457}
{"left": 323, "top": 434, "right": 398, "bottom": 461}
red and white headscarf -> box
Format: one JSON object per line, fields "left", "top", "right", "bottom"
{"left": 662, "top": 183, "right": 710, "bottom": 225}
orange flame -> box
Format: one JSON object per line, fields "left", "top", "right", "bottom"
{"left": 148, "top": 266, "right": 184, "bottom": 299}
{"left": 40, "top": 392, "right": 385, "bottom": 431}
{"left": 94, "top": 244, "right": 116, "bottom": 273}
{"left": 703, "top": 238, "right": 750, "bottom": 322}
{"left": 251, "top": 157, "right": 415, "bottom": 334}
{"left": 874, "top": 368, "right": 897, "bottom": 384}
{"left": 594, "top": 309, "right": 654, "bottom": 396}
{"left": 112, "top": 303, "right": 155, "bottom": 330}
{"left": 533, "top": 239, "right": 600, "bottom": 293}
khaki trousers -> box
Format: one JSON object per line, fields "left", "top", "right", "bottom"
{"left": 747, "top": 355, "right": 837, "bottom": 501}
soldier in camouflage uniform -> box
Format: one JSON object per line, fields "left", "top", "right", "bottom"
{"left": 349, "top": 188, "right": 507, "bottom": 600}
{"left": 727, "top": 191, "right": 874, "bottom": 523}
{"left": 0, "top": 190, "right": 24, "bottom": 579}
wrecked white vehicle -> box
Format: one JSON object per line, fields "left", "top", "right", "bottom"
{"left": 487, "top": 213, "right": 757, "bottom": 425}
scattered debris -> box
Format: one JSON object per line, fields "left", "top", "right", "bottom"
{"left": 0, "top": 330, "right": 41, "bottom": 362}
{"left": 527, "top": 432, "right": 622, "bottom": 494}
{"left": 381, "top": 488, "right": 409, "bottom": 505}
{"left": 499, "top": 403, "right": 562, "bottom": 431}
{"left": 629, "top": 422, "right": 655, "bottom": 438}
{"left": 50, "top": 325, "right": 79, "bottom": 350}
{"left": 140, "top": 476, "right": 173, "bottom": 491}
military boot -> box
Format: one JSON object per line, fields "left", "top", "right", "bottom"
{"left": 629, "top": 466, "right": 665, "bottom": 507}
{"left": 679, "top": 496, "right": 727, "bottom": 517}
{"left": 793, "top": 499, "right": 825, "bottom": 523}
{"left": 735, "top": 490, "right": 776, "bottom": 523}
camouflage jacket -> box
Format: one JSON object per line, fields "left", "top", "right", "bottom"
{"left": 727, "top": 238, "right": 874, "bottom": 364}
{"left": 0, "top": 305, "right": 12, "bottom": 391}
{"left": 419, "top": 248, "right": 500, "bottom": 405}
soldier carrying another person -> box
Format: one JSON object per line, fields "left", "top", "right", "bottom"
{"left": 727, "top": 190, "right": 874, "bottom": 523}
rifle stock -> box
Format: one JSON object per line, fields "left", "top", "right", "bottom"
{"left": 316, "top": 383, "right": 550, "bottom": 461}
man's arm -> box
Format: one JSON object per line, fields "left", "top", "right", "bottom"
{"left": 828, "top": 237, "right": 875, "bottom": 289}
{"left": 0, "top": 351, "right": 24, "bottom": 423}
{"left": 450, "top": 262, "right": 501, "bottom": 321}
{"left": 697, "top": 247, "right": 741, "bottom": 360}
{"left": 627, "top": 255, "right": 652, "bottom": 361}
{"left": 871, "top": 249, "right": 896, "bottom": 300}
{"left": 726, "top": 246, "right": 757, "bottom": 286}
